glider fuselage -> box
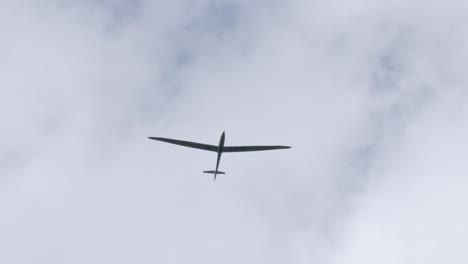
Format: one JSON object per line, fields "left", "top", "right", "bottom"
{"left": 214, "top": 132, "right": 225, "bottom": 180}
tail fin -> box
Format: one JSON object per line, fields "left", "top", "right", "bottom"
{"left": 203, "top": 170, "right": 226, "bottom": 175}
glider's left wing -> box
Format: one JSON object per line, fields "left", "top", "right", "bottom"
{"left": 148, "top": 137, "right": 218, "bottom": 152}
{"left": 223, "top": 145, "right": 291, "bottom": 152}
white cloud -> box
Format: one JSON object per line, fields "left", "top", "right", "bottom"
{"left": 1, "top": 0, "right": 467, "bottom": 263}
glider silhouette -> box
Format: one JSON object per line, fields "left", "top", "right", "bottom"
{"left": 148, "top": 132, "right": 291, "bottom": 180}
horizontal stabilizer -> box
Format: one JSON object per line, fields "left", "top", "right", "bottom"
{"left": 203, "top": 170, "right": 226, "bottom": 175}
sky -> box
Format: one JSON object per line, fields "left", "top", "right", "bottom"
{"left": 1, "top": 0, "right": 468, "bottom": 263}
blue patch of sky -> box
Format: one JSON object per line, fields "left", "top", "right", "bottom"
{"left": 335, "top": 28, "right": 416, "bottom": 195}
{"left": 183, "top": 2, "right": 241, "bottom": 36}
{"left": 160, "top": 1, "right": 243, "bottom": 90}
{"left": 80, "top": 0, "right": 143, "bottom": 32}
{"left": 168, "top": 2, "right": 243, "bottom": 69}
{"left": 134, "top": 1, "right": 245, "bottom": 122}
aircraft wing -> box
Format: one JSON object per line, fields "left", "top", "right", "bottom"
{"left": 223, "top": 145, "right": 291, "bottom": 152}
{"left": 148, "top": 137, "right": 218, "bottom": 152}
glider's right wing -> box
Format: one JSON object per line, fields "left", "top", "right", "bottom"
{"left": 223, "top": 145, "right": 291, "bottom": 152}
{"left": 148, "top": 137, "right": 218, "bottom": 152}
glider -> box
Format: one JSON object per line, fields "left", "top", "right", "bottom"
{"left": 148, "top": 132, "right": 291, "bottom": 180}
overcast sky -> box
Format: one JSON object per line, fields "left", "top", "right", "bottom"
{"left": 1, "top": 0, "right": 468, "bottom": 263}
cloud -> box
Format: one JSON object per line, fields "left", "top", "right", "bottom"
{"left": 333, "top": 89, "right": 468, "bottom": 264}
{"left": 1, "top": 0, "right": 467, "bottom": 263}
